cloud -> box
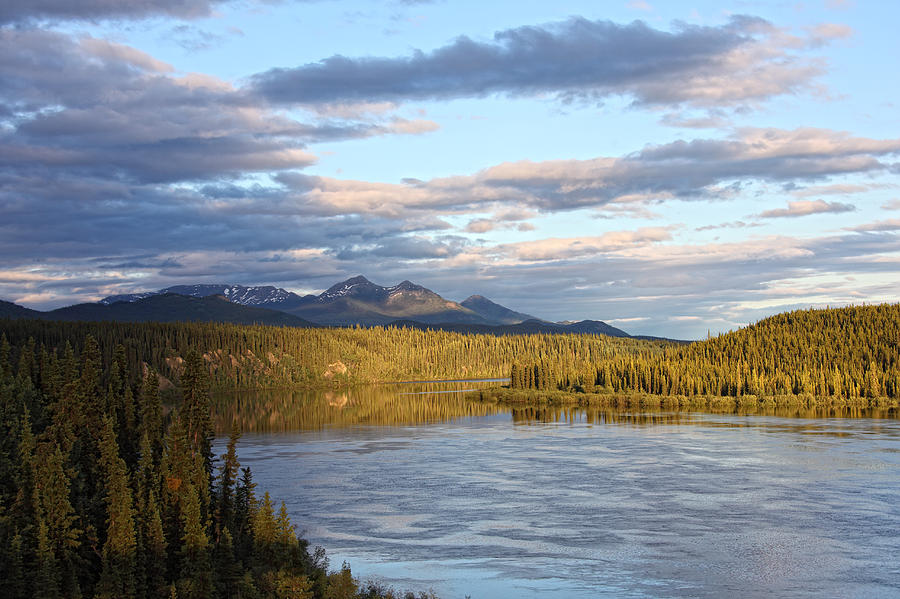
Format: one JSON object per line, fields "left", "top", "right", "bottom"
{"left": 0, "top": 14, "right": 896, "bottom": 338}
{"left": 627, "top": 1, "right": 653, "bottom": 12}
{"left": 805, "top": 23, "right": 854, "bottom": 47}
{"left": 695, "top": 220, "right": 761, "bottom": 231}
{"left": 464, "top": 209, "right": 538, "bottom": 233}
{"left": 466, "top": 219, "right": 496, "bottom": 233}
{"left": 0, "top": 28, "right": 441, "bottom": 187}
{"left": 0, "top": 29, "right": 314, "bottom": 184}
{"left": 0, "top": 270, "right": 67, "bottom": 283}
{"left": 758, "top": 199, "right": 855, "bottom": 218}
{"left": 272, "top": 127, "right": 900, "bottom": 217}
{"left": 845, "top": 219, "right": 900, "bottom": 232}
{"left": 485, "top": 227, "right": 673, "bottom": 262}
{"left": 164, "top": 25, "right": 239, "bottom": 53}
{"left": 660, "top": 111, "right": 730, "bottom": 129}
{"left": 881, "top": 199, "right": 900, "bottom": 210}
{"left": 6, "top": 219, "right": 900, "bottom": 340}
{"left": 0, "top": 0, "right": 233, "bottom": 24}
{"left": 790, "top": 183, "right": 891, "bottom": 197}
{"left": 252, "top": 15, "right": 832, "bottom": 109}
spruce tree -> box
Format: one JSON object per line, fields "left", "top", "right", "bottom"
{"left": 144, "top": 489, "right": 168, "bottom": 599}
{"left": 180, "top": 351, "right": 213, "bottom": 477}
{"left": 97, "top": 417, "right": 137, "bottom": 599}
{"left": 178, "top": 482, "right": 212, "bottom": 599}
{"left": 215, "top": 424, "right": 241, "bottom": 540}
{"left": 32, "top": 443, "right": 81, "bottom": 599}
{"left": 140, "top": 369, "right": 164, "bottom": 469}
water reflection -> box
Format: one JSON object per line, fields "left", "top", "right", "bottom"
{"left": 215, "top": 383, "right": 900, "bottom": 435}
{"left": 213, "top": 380, "right": 504, "bottom": 433}
{"left": 231, "top": 400, "right": 900, "bottom": 599}
{"left": 510, "top": 405, "right": 899, "bottom": 428}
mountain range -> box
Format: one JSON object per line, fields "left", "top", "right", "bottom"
{"left": 2, "top": 294, "right": 316, "bottom": 328}
{"left": 97, "top": 276, "right": 548, "bottom": 328}
{"left": 1, "top": 275, "right": 642, "bottom": 338}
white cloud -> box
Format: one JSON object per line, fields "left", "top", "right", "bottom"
{"left": 758, "top": 199, "right": 855, "bottom": 218}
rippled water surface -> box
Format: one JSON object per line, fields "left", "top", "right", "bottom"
{"left": 218, "top": 386, "right": 900, "bottom": 598}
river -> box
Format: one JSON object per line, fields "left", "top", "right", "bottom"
{"left": 214, "top": 381, "right": 900, "bottom": 598}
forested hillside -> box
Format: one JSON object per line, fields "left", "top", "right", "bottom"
{"left": 2, "top": 303, "right": 894, "bottom": 406}
{"left": 508, "top": 303, "right": 900, "bottom": 403}
{"left": 0, "top": 334, "right": 435, "bottom": 598}
{"left": 0, "top": 319, "right": 661, "bottom": 390}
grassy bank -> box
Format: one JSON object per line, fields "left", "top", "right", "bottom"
{"left": 471, "top": 386, "right": 900, "bottom": 411}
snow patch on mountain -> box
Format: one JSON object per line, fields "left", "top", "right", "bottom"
{"left": 100, "top": 284, "right": 301, "bottom": 307}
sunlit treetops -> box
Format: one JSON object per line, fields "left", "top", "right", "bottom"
{"left": 0, "top": 334, "right": 426, "bottom": 598}
{"left": 510, "top": 303, "right": 900, "bottom": 402}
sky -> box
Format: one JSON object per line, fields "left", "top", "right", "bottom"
{"left": 1, "top": 0, "right": 898, "bottom": 339}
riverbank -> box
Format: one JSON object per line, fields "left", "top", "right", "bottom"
{"left": 470, "top": 386, "right": 900, "bottom": 411}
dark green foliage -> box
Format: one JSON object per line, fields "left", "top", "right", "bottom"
{"left": 32, "top": 441, "right": 82, "bottom": 598}
{"left": 214, "top": 425, "right": 241, "bottom": 544}
{"left": 509, "top": 304, "right": 900, "bottom": 405}
{"left": 180, "top": 351, "right": 214, "bottom": 479}
{"left": 97, "top": 417, "right": 137, "bottom": 599}
{"left": 177, "top": 482, "right": 212, "bottom": 599}
{"left": 6, "top": 303, "right": 890, "bottom": 598}
{"left": 0, "top": 316, "right": 657, "bottom": 390}
{"left": 0, "top": 332, "right": 410, "bottom": 599}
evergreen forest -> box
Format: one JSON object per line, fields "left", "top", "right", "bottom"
{"left": 506, "top": 303, "right": 900, "bottom": 407}
{"left": 0, "top": 333, "right": 436, "bottom": 599}
{"left": 1, "top": 302, "right": 898, "bottom": 597}
{"left": 0, "top": 317, "right": 657, "bottom": 390}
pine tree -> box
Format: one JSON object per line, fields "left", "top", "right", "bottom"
{"left": 97, "top": 417, "right": 137, "bottom": 599}
{"left": 216, "top": 424, "right": 241, "bottom": 541}
{"left": 32, "top": 443, "right": 81, "bottom": 599}
{"left": 35, "top": 517, "right": 62, "bottom": 599}
{"left": 140, "top": 369, "right": 164, "bottom": 467}
{"left": 144, "top": 489, "right": 168, "bottom": 599}
{"left": 234, "top": 466, "right": 257, "bottom": 563}
{"left": 251, "top": 491, "right": 277, "bottom": 569}
{"left": 180, "top": 351, "right": 213, "bottom": 477}
{"left": 324, "top": 562, "right": 357, "bottom": 599}
{"left": 178, "top": 482, "right": 212, "bottom": 599}
{"left": 6, "top": 532, "right": 27, "bottom": 599}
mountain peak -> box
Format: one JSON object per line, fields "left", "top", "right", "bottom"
{"left": 344, "top": 275, "right": 371, "bottom": 285}
{"left": 390, "top": 280, "right": 425, "bottom": 293}
{"left": 320, "top": 275, "right": 380, "bottom": 301}
{"left": 460, "top": 294, "right": 537, "bottom": 325}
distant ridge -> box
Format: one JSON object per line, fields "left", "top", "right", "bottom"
{"left": 3, "top": 294, "right": 316, "bottom": 328}
{"left": 12, "top": 274, "right": 661, "bottom": 339}
{"left": 385, "top": 318, "right": 631, "bottom": 338}
{"left": 101, "top": 284, "right": 312, "bottom": 309}
{"left": 460, "top": 295, "right": 538, "bottom": 325}
{"left": 0, "top": 299, "right": 44, "bottom": 320}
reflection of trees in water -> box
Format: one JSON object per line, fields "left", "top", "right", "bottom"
{"left": 324, "top": 391, "right": 348, "bottom": 408}
{"left": 510, "top": 405, "right": 899, "bottom": 430}
{"left": 213, "top": 382, "right": 503, "bottom": 432}
{"left": 214, "top": 385, "right": 898, "bottom": 434}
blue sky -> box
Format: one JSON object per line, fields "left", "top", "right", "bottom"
{"left": 1, "top": 0, "right": 898, "bottom": 338}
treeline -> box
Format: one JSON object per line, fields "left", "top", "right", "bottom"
{"left": 2, "top": 303, "right": 895, "bottom": 404}
{"left": 0, "top": 334, "right": 435, "bottom": 598}
{"left": 0, "top": 319, "right": 661, "bottom": 390}
{"left": 509, "top": 304, "right": 900, "bottom": 403}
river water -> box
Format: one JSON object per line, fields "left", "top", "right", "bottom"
{"left": 215, "top": 382, "right": 900, "bottom": 598}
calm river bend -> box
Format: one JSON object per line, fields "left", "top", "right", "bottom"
{"left": 214, "top": 381, "right": 900, "bottom": 598}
